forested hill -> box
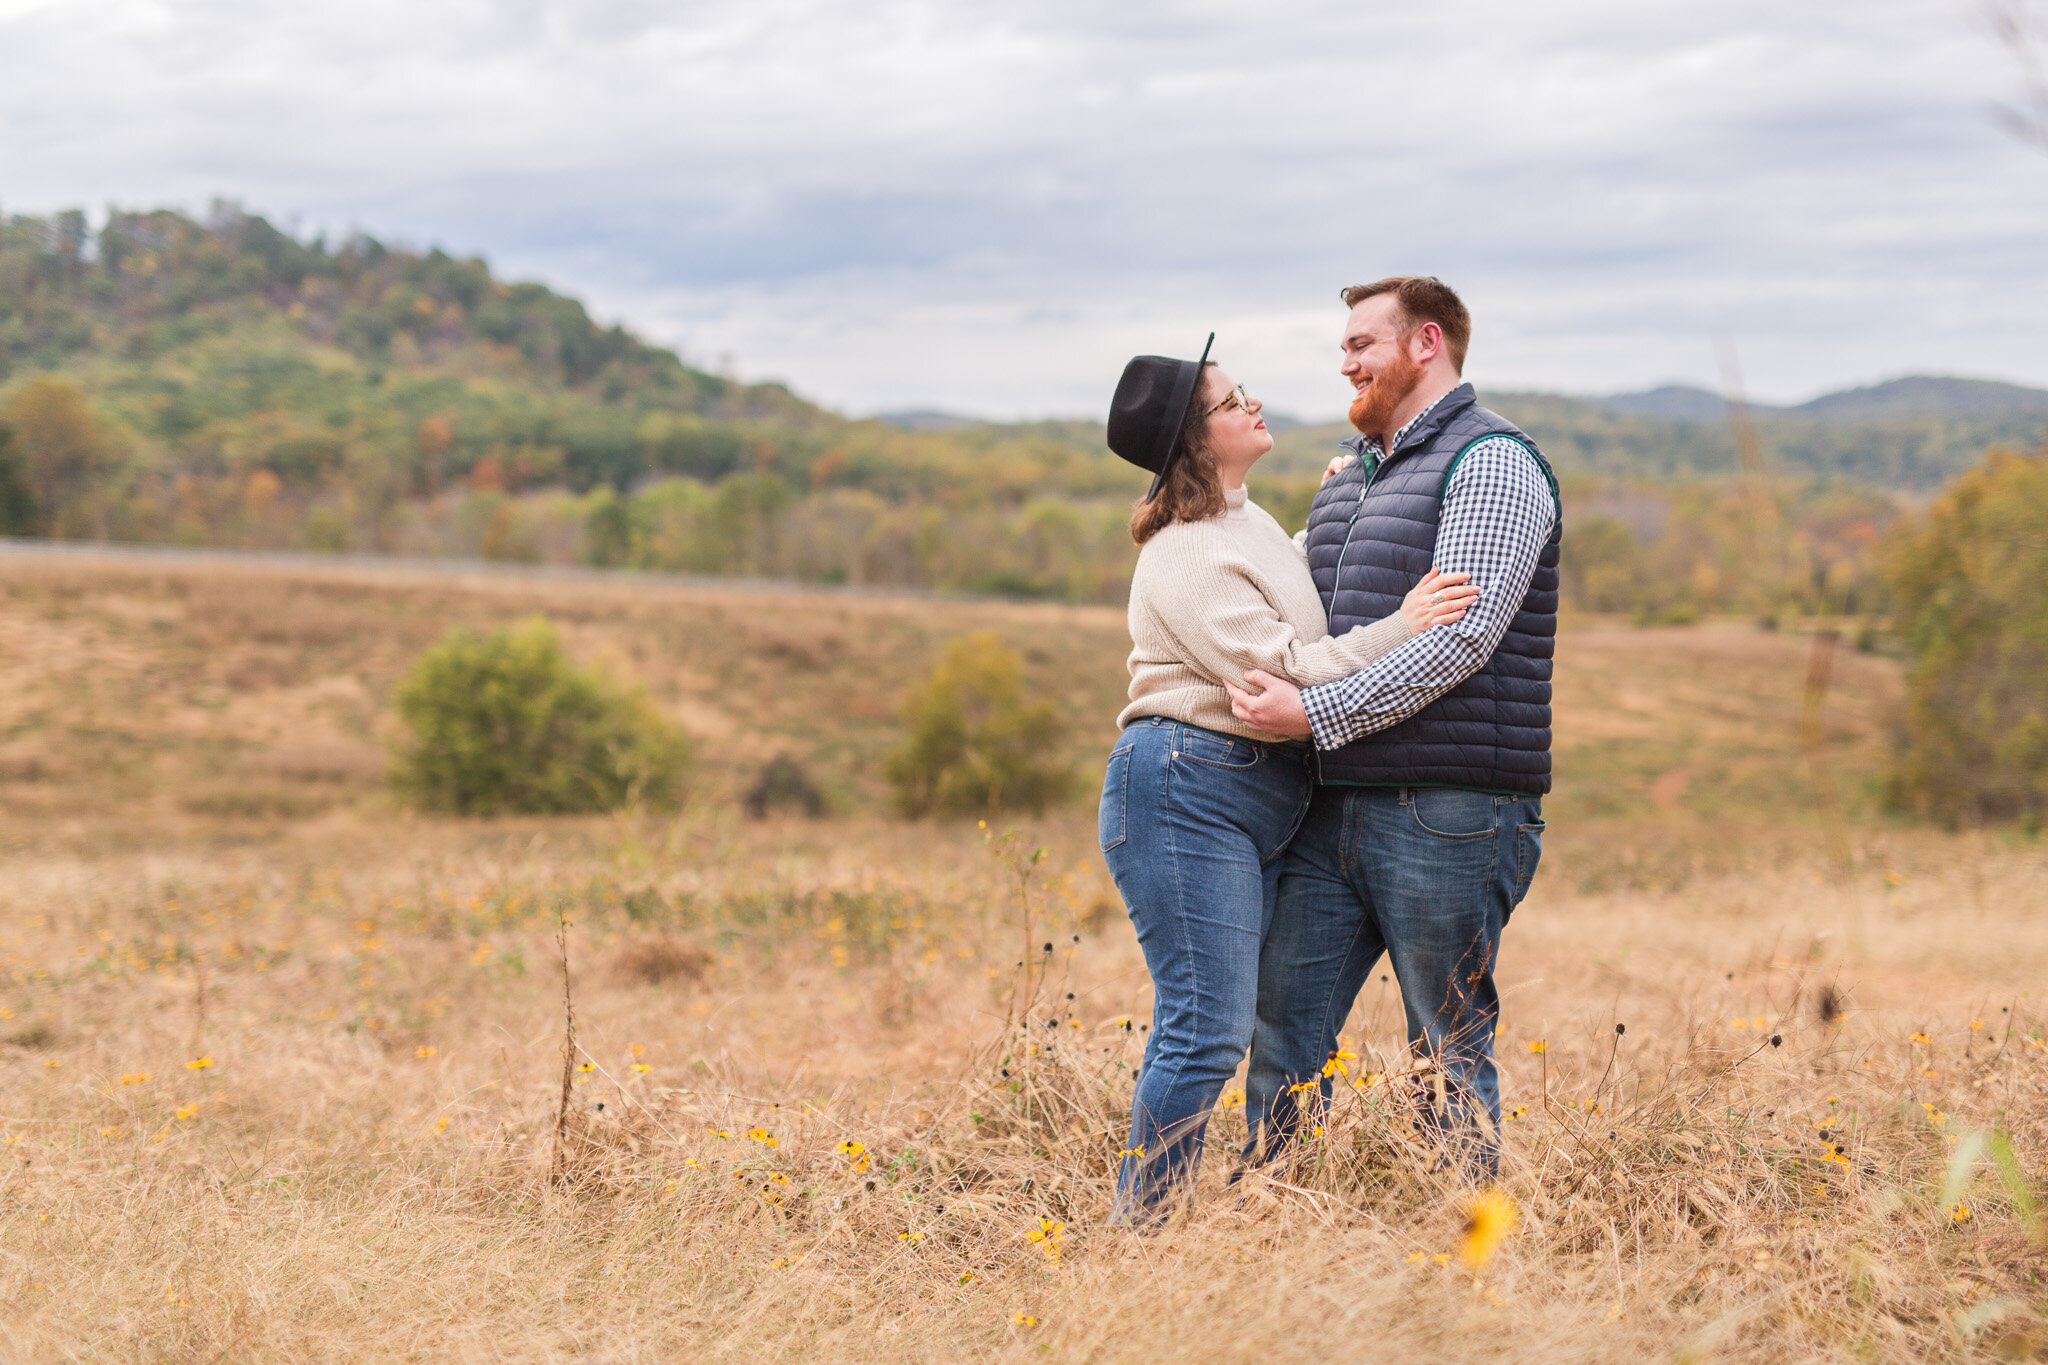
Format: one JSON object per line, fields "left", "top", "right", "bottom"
{"left": 0, "top": 204, "right": 2040, "bottom": 615}
{"left": 0, "top": 205, "right": 1144, "bottom": 596}
{"left": 0, "top": 206, "right": 823, "bottom": 420}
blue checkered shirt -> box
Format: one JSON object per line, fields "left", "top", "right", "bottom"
{"left": 1299, "top": 389, "right": 1559, "bottom": 752}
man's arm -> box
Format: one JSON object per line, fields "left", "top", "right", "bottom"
{"left": 1277, "top": 437, "right": 1554, "bottom": 750}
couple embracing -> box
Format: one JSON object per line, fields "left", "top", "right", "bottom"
{"left": 1099, "top": 276, "right": 1562, "bottom": 1222}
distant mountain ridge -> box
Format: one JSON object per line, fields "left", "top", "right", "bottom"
{"left": 1594, "top": 375, "right": 2048, "bottom": 423}
{"left": 1262, "top": 375, "right": 2048, "bottom": 489}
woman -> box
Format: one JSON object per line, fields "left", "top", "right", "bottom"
{"left": 1100, "top": 336, "right": 1475, "bottom": 1222}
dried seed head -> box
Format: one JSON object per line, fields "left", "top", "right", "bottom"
{"left": 1769, "top": 1033, "right": 1783, "bottom": 1047}
{"left": 1817, "top": 985, "right": 1844, "bottom": 1025}
{"left": 1614, "top": 1023, "right": 1626, "bottom": 1036}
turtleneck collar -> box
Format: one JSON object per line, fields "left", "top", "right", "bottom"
{"left": 1222, "top": 485, "right": 1248, "bottom": 512}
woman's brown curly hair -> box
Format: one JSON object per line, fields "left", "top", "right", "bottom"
{"left": 1128, "top": 364, "right": 1223, "bottom": 545}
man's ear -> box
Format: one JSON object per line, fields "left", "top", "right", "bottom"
{"left": 1411, "top": 322, "right": 1444, "bottom": 365}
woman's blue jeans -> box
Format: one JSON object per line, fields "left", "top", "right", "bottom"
{"left": 1098, "top": 716, "right": 1312, "bottom": 1222}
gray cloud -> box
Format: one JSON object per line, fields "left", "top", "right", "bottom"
{"left": 2, "top": 0, "right": 2044, "bottom": 418}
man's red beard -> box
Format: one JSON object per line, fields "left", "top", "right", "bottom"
{"left": 1347, "top": 343, "right": 1424, "bottom": 439}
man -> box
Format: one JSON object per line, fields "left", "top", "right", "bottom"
{"left": 1223, "top": 276, "right": 1560, "bottom": 1177}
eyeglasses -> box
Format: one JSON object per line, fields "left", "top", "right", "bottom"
{"left": 1204, "top": 384, "right": 1254, "bottom": 418}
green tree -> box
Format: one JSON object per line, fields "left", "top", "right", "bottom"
{"left": 1885, "top": 447, "right": 2048, "bottom": 826}
{"left": 884, "top": 632, "right": 1072, "bottom": 817}
{"left": 582, "top": 486, "right": 634, "bottom": 567}
{"left": 0, "top": 423, "right": 36, "bottom": 533}
{"left": 0, "top": 376, "right": 113, "bottom": 534}
{"left": 390, "top": 618, "right": 688, "bottom": 815}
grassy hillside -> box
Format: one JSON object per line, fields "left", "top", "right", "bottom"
{"left": 0, "top": 547, "right": 1902, "bottom": 850}
{"left": 2, "top": 553, "right": 2045, "bottom": 1362}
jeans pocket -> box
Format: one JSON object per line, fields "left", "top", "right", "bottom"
{"left": 1099, "top": 745, "right": 1133, "bottom": 853}
{"left": 1513, "top": 820, "right": 1546, "bottom": 905}
{"left": 1175, "top": 726, "right": 1259, "bottom": 770}
{"left": 1408, "top": 787, "right": 1496, "bottom": 840}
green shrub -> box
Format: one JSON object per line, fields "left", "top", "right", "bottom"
{"left": 884, "top": 632, "right": 1071, "bottom": 818}
{"left": 390, "top": 618, "right": 688, "bottom": 815}
{"left": 1885, "top": 447, "right": 2048, "bottom": 827}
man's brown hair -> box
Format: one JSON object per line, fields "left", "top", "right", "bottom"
{"left": 1341, "top": 276, "right": 1471, "bottom": 373}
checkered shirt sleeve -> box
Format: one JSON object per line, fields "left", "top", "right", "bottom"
{"left": 1300, "top": 435, "right": 1557, "bottom": 751}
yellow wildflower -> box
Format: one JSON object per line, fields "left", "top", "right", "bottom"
{"left": 1025, "top": 1217, "right": 1063, "bottom": 1262}
{"left": 1950, "top": 1201, "right": 1972, "bottom": 1225}
{"left": 1969, "top": 1019, "right": 1984, "bottom": 1032}
{"left": 748, "top": 1127, "right": 778, "bottom": 1148}
{"left": 186, "top": 1056, "right": 213, "bottom": 1070}
{"left": 632, "top": 1064, "right": 651, "bottom": 1073}
{"left": 630, "top": 1043, "right": 646, "bottom": 1056}
{"left": 434, "top": 1117, "right": 450, "bottom": 1133}
{"left": 120, "top": 1073, "right": 151, "bottom": 1085}
{"left": 1458, "top": 1189, "right": 1518, "bottom": 1269}
{"left": 1010, "top": 1312, "right": 1038, "bottom": 1327}
{"left": 415, "top": 1046, "right": 436, "bottom": 1059}
{"left": 1909, "top": 1031, "right": 1930, "bottom": 1045}
{"left": 1526, "top": 1040, "right": 1547, "bottom": 1054}
{"left": 1321, "top": 1044, "right": 1359, "bottom": 1078}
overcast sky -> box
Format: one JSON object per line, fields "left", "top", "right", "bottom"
{"left": 3, "top": 0, "right": 2045, "bottom": 419}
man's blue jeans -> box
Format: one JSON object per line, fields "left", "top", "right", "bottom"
{"left": 1241, "top": 784, "right": 1544, "bottom": 1177}
{"left": 1099, "top": 717, "right": 1312, "bottom": 1222}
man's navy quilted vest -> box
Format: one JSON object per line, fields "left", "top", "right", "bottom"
{"left": 1303, "top": 383, "right": 1562, "bottom": 795}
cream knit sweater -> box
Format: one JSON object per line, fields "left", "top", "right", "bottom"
{"left": 1118, "top": 486, "right": 1413, "bottom": 741}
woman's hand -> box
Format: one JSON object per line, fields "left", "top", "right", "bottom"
{"left": 1399, "top": 568, "right": 1479, "bottom": 635}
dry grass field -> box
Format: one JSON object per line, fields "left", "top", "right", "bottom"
{"left": 1, "top": 550, "right": 2044, "bottom": 1362}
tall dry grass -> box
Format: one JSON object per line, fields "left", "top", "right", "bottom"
{"left": 1, "top": 808, "right": 2044, "bottom": 1362}
{"left": 0, "top": 555, "right": 2043, "bottom": 1361}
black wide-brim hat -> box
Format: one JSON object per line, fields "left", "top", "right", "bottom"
{"left": 1108, "top": 332, "right": 1214, "bottom": 502}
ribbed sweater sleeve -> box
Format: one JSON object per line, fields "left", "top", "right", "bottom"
{"left": 1137, "top": 552, "right": 1411, "bottom": 688}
